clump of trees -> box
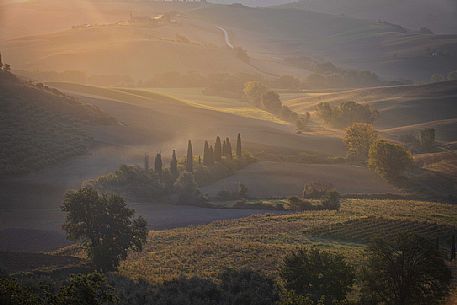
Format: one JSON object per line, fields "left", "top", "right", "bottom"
{"left": 62, "top": 187, "right": 147, "bottom": 272}
{"left": 316, "top": 101, "right": 379, "bottom": 128}
{"left": 368, "top": 140, "right": 413, "bottom": 179}
{"left": 89, "top": 134, "right": 255, "bottom": 204}
{"left": 344, "top": 123, "right": 378, "bottom": 161}
{"left": 361, "top": 234, "right": 452, "bottom": 305}
{"left": 302, "top": 182, "right": 341, "bottom": 211}
{"left": 243, "top": 81, "right": 309, "bottom": 130}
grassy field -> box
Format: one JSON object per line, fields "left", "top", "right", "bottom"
{"left": 118, "top": 198, "right": 457, "bottom": 283}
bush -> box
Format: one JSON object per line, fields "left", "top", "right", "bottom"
{"left": 361, "top": 234, "right": 452, "bottom": 305}
{"left": 281, "top": 248, "right": 355, "bottom": 305}
{"left": 303, "top": 182, "right": 334, "bottom": 199}
{"left": 368, "top": 140, "right": 413, "bottom": 179}
{"left": 174, "top": 172, "right": 205, "bottom": 205}
{"left": 321, "top": 191, "right": 341, "bottom": 211}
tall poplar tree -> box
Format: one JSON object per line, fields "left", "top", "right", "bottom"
{"left": 226, "top": 137, "right": 233, "bottom": 160}
{"left": 186, "top": 140, "right": 193, "bottom": 172}
{"left": 209, "top": 145, "right": 214, "bottom": 165}
{"left": 203, "top": 140, "right": 210, "bottom": 165}
{"left": 222, "top": 139, "right": 227, "bottom": 157}
{"left": 214, "top": 136, "right": 222, "bottom": 161}
{"left": 236, "top": 133, "right": 242, "bottom": 158}
{"left": 154, "top": 153, "right": 163, "bottom": 175}
{"left": 170, "top": 150, "right": 178, "bottom": 178}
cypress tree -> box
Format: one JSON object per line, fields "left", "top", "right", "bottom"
{"left": 154, "top": 153, "right": 163, "bottom": 175}
{"left": 209, "top": 145, "right": 214, "bottom": 165}
{"left": 170, "top": 150, "right": 178, "bottom": 178}
{"left": 0, "top": 52, "right": 3, "bottom": 69}
{"left": 144, "top": 153, "right": 150, "bottom": 171}
{"left": 236, "top": 133, "right": 242, "bottom": 158}
{"left": 226, "top": 137, "right": 233, "bottom": 160}
{"left": 222, "top": 140, "right": 227, "bottom": 157}
{"left": 214, "top": 136, "right": 222, "bottom": 161}
{"left": 186, "top": 140, "right": 193, "bottom": 172}
{"left": 198, "top": 155, "right": 202, "bottom": 165}
{"left": 203, "top": 141, "right": 209, "bottom": 165}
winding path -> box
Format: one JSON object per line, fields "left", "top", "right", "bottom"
{"left": 217, "top": 26, "right": 234, "bottom": 49}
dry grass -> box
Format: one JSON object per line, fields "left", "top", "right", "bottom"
{"left": 118, "top": 198, "right": 457, "bottom": 284}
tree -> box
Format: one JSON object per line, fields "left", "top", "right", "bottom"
{"left": 431, "top": 73, "right": 445, "bottom": 83}
{"left": 344, "top": 123, "right": 378, "bottom": 161}
{"left": 281, "top": 248, "right": 355, "bottom": 305}
{"left": 186, "top": 140, "right": 193, "bottom": 172}
{"left": 243, "top": 81, "right": 268, "bottom": 106}
{"left": 419, "top": 128, "right": 435, "bottom": 149}
{"left": 61, "top": 187, "right": 147, "bottom": 271}
{"left": 222, "top": 139, "right": 227, "bottom": 157}
{"left": 361, "top": 235, "right": 452, "bottom": 305}
{"left": 144, "top": 153, "right": 149, "bottom": 171}
{"left": 239, "top": 183, "right": 248, "bottom": 198}
{"left": 226, "top": 137, "right": 233, "bottom": 159}
{"left": 321, "top": 191, "right": 341, "bottom": 210}
{"left": 262, "top": 91, "right": 282, "bottom": 114}
{"left": 173, "top": 172, "right": 202, "bottom": 204}
{"left": 55, "top": 272, "right": 117, "bottom": 305}
{"left": 214, "top": 136, "right": 222, "bottom": 161}
{"left": 236, "top": 133, "right": 242, "bottom": 158}
{"left": 451, "top": 233, "right": 456, "bottom": 261}
{"left": 154, "top": 153, "right": 163, "bottom": 175}
{"left": 368, "top": 140, "right": 413, "bottom": 179}
{"left": 0, "top": 52, "right": 3, "bottom": 69}
{"left": 203, "top": 141, "right": 210, "bottom": 165}
{"left": 209, "top": 145, "right": 214, "bottom": 165}
{"left": 170, "top": 150, "right": 178, "bottom": 178}
{"left": 0, "top": 276, "right": 42, "bottom": 305}
{"left": 3, "top": 64, "right": 10, "bottom": 73}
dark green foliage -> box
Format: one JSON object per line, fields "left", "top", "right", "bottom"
{"left": 225, "top": 137, "right": 233, "bottom": 159}
{"left": 214, "top": 137, "right": 222, "bottom": 161}
{"left": 61, "top": 187, "right": 147, "bottom": 272}
{"left": 236, "top": 133, "right": 242, "bottom": 158}
{"left": 203, "top": 141, "right": 210, "bottom": 165}
{"left": 90, "top": 165, "right": 168, "bottom": 200}
{"left": 0, "top": 276, "right": 43, "bottom": 305}
{"left": 368, "top": 140, "right": 413, "bottom": 179}
{"left": 361, "top": 234, "right": 452, "bottom": 305}
{"left": 281, "top": 248, "right": 355, "bottom": 305}
{"left": 54, "top": 272, "right": 117, "bottom": 305}
{"left": 112, "top": 269, "right": 279, "bottom": 305}
{"left": 186, "top": 140, "right": 193, "bottom": 172}
{"left": 303, "top": 182, "right": 334, "bottom": 199}
{"left": 174, "top": 172, "right": 204, "bottom": 205}
{"left": 154, "top": 153, "right": 163, "bottom": 175}
{"left": 344, "top": 123, "right": 378, "bottom": 161}
{"left": 219, "top": 269, "right": 280, "bottom": 305}
{"left": 170, "top": 150, "right": 178, "bottom": 178}
{"left": 321, "top": 191, "right": 341, "bottom": 210}
{"left": 261, "top": 91, "right": 282, "bottom": 114}
{"left": 144, "top": 153, "right": 149, "bottom": 171}
{"left": 316, "top": 101, "right": 378, "bottom": 128}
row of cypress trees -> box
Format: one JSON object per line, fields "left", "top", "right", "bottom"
{"left": 144, "top": 134, "right": 243, "bottom": 175}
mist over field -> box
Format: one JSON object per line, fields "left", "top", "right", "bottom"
{"left": 1, "top": 0, "right": 457, "bottom": 304}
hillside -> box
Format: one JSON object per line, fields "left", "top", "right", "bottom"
{"left": 0, "top": 72, "right": 114, "bottom": 176}
{"left": 284, "top": 80, "right": 457, "bottom": 142}
{"left": 190, "top": 5, "right": 457, "bottom": 80}
{"left": 276, "top": 0, "right": 457, "bottom": 34}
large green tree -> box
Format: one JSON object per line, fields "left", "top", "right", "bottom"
{"left": 344, "top": 123, "right": 378, "bottom": 161}
{"left": 368, "top": 140, "right": 413, "bottom": 179}
{"left": 61, "top": 187, "right": 147, "bottom": 271}
{"left": 281, "top": 248, "right": 355, "bottom": 305}
{"left": 361, "top": 235, "right": 452, "bottom": 305}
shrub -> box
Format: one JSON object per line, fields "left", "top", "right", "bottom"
{"left": 174, "top": 172, "right": 205, "bottom": 205}
{"left": 281, "top": 248, "right": 355, "bottom": 305}
{"left": 303, "top": 182, "right": 334, "bottom": 199}
{"left": 361, "top": 234, "right": 452, "bottom": 305}
{"left": 368, "top": 140, "right": 413, "bottom": 179}
{"left": 321, "top": 191, "right": 341, "bottom": 211}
